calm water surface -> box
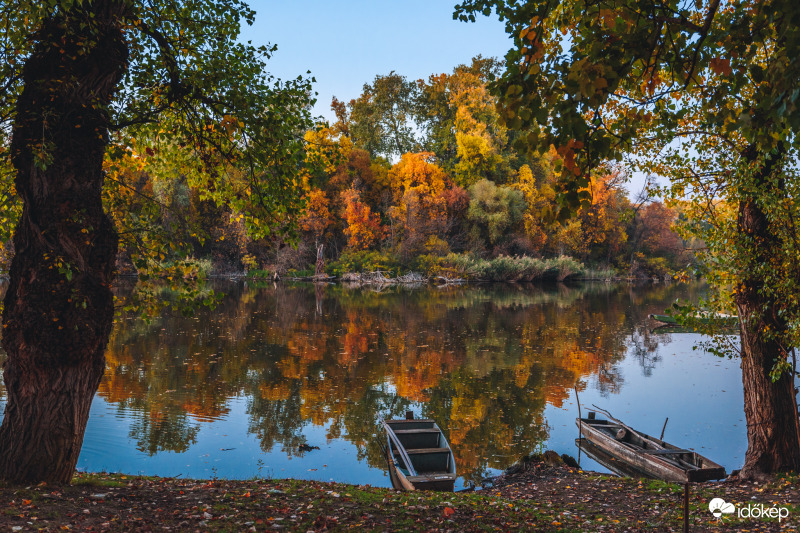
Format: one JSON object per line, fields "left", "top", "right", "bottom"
{"left": 0, "top": 281, "right": 746, "bottom": 488}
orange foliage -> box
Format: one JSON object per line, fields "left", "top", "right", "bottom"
{"left": 387, "top": 153, "right": 454, "bottom": 255}
{"left": 341, "top": 188, "right": 385, "bottom": 250}
{"left": 299, "top": 189, "right": 332, "bottom": 243}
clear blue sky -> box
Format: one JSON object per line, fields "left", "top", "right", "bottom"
{"left": 242, "top": 1, "right": 513, "bottom": 122}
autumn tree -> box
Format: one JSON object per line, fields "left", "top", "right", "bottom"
{"left": 342, "top": 188, "right": 385, "bottom": 251}
{"left": 299, "top": 189, "right": 333, "bottom": 248}
{"left": 450, "top": 65, "right": 510, "bottom": 187}
{"left": 387, "top": 153, "right": 453, "bottom": 257}
{"left": 416, "top": 56, "right": 503, "bottom": 173}
{"left": 456, "top": 0, "right": 800, "bottom": 475}
{"left": 574, "top": 172, "right": 629, "bottom": 265}
{"left": 512, "top": 157, "right": 558, "bottom": 252}
{"left": 628, "top": 201, "right": 689, "bottom": 277}
{"left": 0, "top": 0, "right": 314, "bottom": 483}
{"left": 466, "top": 179, "right": 526, "bottom": 251}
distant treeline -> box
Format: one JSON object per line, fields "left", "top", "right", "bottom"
{"left": 0, "top": 57, "right": 695, "bottom": 281}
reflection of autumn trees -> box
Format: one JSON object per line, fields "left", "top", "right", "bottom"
{"left": 92, "top": 281, "right": 703, "bottom": 481}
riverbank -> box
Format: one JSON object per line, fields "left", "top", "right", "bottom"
{"left": 1, "top": 462, "right": 796, "bottom": 532}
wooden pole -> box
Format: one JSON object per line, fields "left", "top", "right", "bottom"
{"left": 574, "top": 385, "right": 582, "bottom": 467}
{"left": 683, "top": 482, "right": 690, "bottom": 533}
{"left": 660, "top": 417, "right": 669, "bottom": 440}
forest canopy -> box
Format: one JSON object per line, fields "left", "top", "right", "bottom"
{"left": 1, "top": 57, "right": 690, "bottom": 283}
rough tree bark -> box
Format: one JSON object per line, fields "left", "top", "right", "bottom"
{"left": 735, "top": 147, "right": 800, "bottom": 479}
{"left": 0, "top": 1, "right": 128, "bottom": 483}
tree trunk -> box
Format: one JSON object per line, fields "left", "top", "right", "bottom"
{"left": 0, "top": 1, "right": 128, "bottom": 484}
{"left": 735, "top": 148, "right": 800, "bottom": 479}
{"left": 315, "top": 244, "right": 325, "bottom": 276}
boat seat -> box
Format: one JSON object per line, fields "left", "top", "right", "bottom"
{"left": 393, "top": 428, "right": 441, "bottom": 449}
{"left": 405, "top": 450, "right": 451, "bottom": 473}
{"left": 393, "top": 447, "right": 451, "bottom": 455}
{"left": 393, "top": 447, "right": 451, "bottom": 473}
{"left": 386, "top": 420, "right": 436, "bottom": 431}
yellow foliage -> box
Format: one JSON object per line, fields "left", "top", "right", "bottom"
{"left": 304, "top": 126, "right": 353, "bottom": 175}
{"left": 299, "top": 189, "right": 332, "bottom": 239}
{"left": 388, "top": 152, "right": 450, "bottom": 198}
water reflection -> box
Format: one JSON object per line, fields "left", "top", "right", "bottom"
{"left": 0, "top": 280, "right": 708, "bottom": 483}
{"left": 68, "top": 281, "right": 698, "bottom": 482}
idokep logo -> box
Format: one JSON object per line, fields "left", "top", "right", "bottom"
{"left": 708, "top": 497, "right": 791, "bottom": 522}
{"left": 708, "top": 498, "right": 735, "bottom": 519}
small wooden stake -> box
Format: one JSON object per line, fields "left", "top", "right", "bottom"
{"left": 660, "top": 417, "right": 669, "bottom": 440}
{"left": 683, "top": 482, "right": 690, "bottom": 533}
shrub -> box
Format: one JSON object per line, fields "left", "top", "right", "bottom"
{"left": 582, "top": 265, "right": 617, "bottom": 280}
{"left": 410, "top": 254, "right": 444, "bottom": 277}
{"left": 550, "top": 256, "right": 584, "bottom": 281}
{"left": 328, "top": 250, "right": 400, "bottom": 277}
{"left": 438, "top": 253, "right": 584, "bottom": 281}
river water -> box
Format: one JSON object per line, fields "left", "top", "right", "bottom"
{"left": 0, "top": 281, "right": 746, "bottom": 488}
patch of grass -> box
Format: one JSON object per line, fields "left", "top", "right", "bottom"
{"left": 644, "top": 479, "right": 681, "bottom": 494}
{"left": 581, "top": 265, "right": 617, "bottom": 279}
{"left": 286, "top": 267, "right": 316, "bottom": 277}
{"left": 245, "top": 268, "right": 274, "bottom": 279}
{"left": 71, "top": 473, "right": 136, "bottom": 488}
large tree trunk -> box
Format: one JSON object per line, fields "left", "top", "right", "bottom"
{"left": 735, "top": 148, "right": 800, "bottom": 479}
{"left": 0, "top": 2, "right": 128, "bottom": 483}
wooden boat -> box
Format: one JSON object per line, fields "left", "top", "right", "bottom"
{"left": 648, "top": 313, "right": 738, "bottom": 330}
{"left": 575, "top": 438, "right": 660, "bottom": 479}
{"left": 648, "top": 313, "right": 680, "bottom": 325}
{"left": 382, "top": 415, "right": 456, "bottom": 491}
{"left": 576, "top": 411, "right": 726, "bottom": 483}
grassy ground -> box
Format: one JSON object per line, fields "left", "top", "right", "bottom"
{"left": 0, "top": 463, "right": 797, "bottom": 532}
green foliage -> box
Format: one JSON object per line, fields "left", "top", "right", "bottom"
{"left": 327, "top": 250, "right": 400, "bottom": 277}
{"left": 456, "top": 0, "right": 800, "bottom": 474}
{"left": 633, "top": 255, "right": 670, "bottom": 278}
{"left": 467, "top": 179, "right": 526, "bottom": 245}
{"left": 286, "top": 267, "right": 315, "bottom": 278}
{"left": 455, "top": 0, "right": 800, "bottom": 378}
{"left": 409, "top": 254, "right": 445, "bottom": 277}
{"left": 549, "top": 256, "right": 584, "bottom": 281}
{"left": 0, "top": 0, "right": 317, "bottom": 320}
{"left": 245, "top": 269, "right": 274, "bottom": 279}
{"left": 0, "top": 1, "right": 315, "bottom": 244}
{"left": 416, "top": 56, "right": 503, "bottom": 171}
{"left": 0, "top": 158, "right": 18, "bottom": 246}
{"left": 343, "top": 72, "right": 420, "bottom": 159}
